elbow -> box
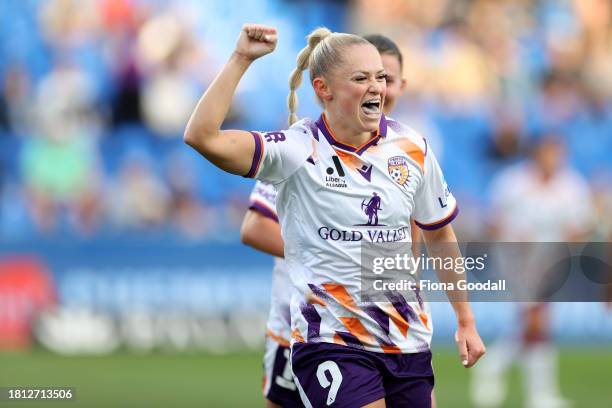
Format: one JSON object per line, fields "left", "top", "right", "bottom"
{"left": 183, "top": 126, "right": 198, "bottom": 148}
{"left": 240, "top": 224, "right": 256, "bottom": 247}
{"left": 239, "top": 230, "right": 249, "bottom": 246}
{"left": 240, "top": 213, "right": 255, "bottom": 246}
{"left": 183, "top": 126, "right": 215, "bottom": 155}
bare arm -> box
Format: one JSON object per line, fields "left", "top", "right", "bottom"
{"left": 240, "top": 209, "right": 285, "bottom": 258}
{"left": 410, "top": 219, "right": 421, "bottom": 256}
{"left": 422, "top": 224, "right": 486, "bottom": 368}
{"left": 184, "top": 24, "right": 278, "bottom": 175}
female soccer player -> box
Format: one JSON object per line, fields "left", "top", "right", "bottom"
{"left": 240, "top": 33, "right": 416, "bottom": 408}
{"left": 185, "top": 24, "right": 485, "bottom": 408}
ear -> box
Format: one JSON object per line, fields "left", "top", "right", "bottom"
{"left": 313, "top": 77, "right": 333, "bottom": 101}
{"left": 400, "top": 78, "right": 408, "bottom": 92}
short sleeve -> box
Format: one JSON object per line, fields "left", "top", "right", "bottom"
{"left": 244, "top": 120, "right": 313, "bottom": 184}
{"left": 412, "top": 145, "right": 458, "bottom": 230}
{"left": 248, "top": 181, "right": 278, "bottom": 222}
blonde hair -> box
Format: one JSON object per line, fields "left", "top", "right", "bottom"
{"left": 287, "top": 27, "right": 370, "bottom": 126}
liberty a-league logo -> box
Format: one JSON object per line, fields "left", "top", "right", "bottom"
{"left": 387, "top": 156, "right": 410, "bottom": 188}
{"left": 355, "top": 192, "right": 386, "bottom": 226}
{"left": 325, "top": 155, "right": 347, "bottom": 188}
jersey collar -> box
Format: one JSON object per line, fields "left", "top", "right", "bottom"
{"left": 315, "top": 113, "right": 388, "bottom": 155}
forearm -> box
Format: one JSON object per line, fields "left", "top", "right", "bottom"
{"left": 241, "top": 210, "right": 285, "bottom": 258}
{"left": 243, "top": 230, "right": 285, "bottom": 258}
{"left": 184, "top": 53, "right": 252, "bottom": 145}
{"left": 423, "top": 226, "right": 485, "bottom": 366}
{"left": 422, "top": 225, "right": 474, "bottom": 323}
{"left": 185, "top": 25, "right": 277, "bottom": 174}
{"left": 410, "top": 219, "right": 421, "bottom": 257}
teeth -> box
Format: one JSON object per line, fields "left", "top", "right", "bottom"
{"left": 361, "top": 99, "right": 381, "bottom": 111}
{"left": 361, "top": 101, "right": 380, "bottom": 115}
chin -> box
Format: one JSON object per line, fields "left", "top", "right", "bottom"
{"left": 361, "top": 114, "right": 381, "bottom": 131}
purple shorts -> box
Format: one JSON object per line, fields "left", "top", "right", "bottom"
{"left": 263, "top": 338, "right": 304, "bottom": 407}
{"left": 291, "top": 342, "right": 434, "bottom": 408}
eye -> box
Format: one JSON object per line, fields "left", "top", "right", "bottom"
{"left": 377, "top": 74, "right": 387, "bottom": 82}
{"left": 354, "top": 76, "right": 367, "bottom": 82}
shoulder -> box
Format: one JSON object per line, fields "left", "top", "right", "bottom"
{"left": 383, "top": 116, "right": 428, "bottom": 173}
{"left": 385, "top": 117, "right": 428, "bottom": 154}
{"left": 256, "top": 118, "right": 317, "bottom": 147}
{"left": 489, "top": 163, "right": 530, "bottom": 199}
{"left": 493, "top": 162, "right": 527, "bottom": 183}
{"left": 558, "top": 167, "right": 587, "bottom": 183}
{"left": 289, "top": 118, "right": 320, "bottom": 142}
{"left": 556, "top": 167, "right": 591, "bottom": 194}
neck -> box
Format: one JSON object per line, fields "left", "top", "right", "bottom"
{"left": 539, "top": 169, "right": 554, "bottom": 183}
{"left": 324, "top": 110, "right": 375, "bottom": 148}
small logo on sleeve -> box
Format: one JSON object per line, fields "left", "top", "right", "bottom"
{"left": 264, "top": 131, "right": 286, "bottom": 143}
{"left": 438, "top": 184, "right": 450, "bottom": 208}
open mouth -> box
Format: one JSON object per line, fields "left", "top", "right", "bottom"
{"left": 361, "top": 98, "right": 381, "bottom": 115}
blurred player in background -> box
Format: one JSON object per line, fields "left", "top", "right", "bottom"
{"left": 240, "top": 33, "right": 428, "bottom": 408}
{"left": 185, "top": 24, "right": 485, "bottom": 407}
{"left": 241, "top": 179, "right": 298, "bottom": 407}
{"left": 471, "top": 135, "right": 594, "bottom": 408}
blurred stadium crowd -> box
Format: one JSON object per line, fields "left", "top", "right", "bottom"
{"left": 0, "top": 0, "right": 611, "bottom": 241}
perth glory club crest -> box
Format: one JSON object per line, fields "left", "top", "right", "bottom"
{"left": 388, "top": 156, "right": 410, "bottom": 187}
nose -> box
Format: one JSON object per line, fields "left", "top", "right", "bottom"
{"left": 368, "top": 78, "right": 384, "bottom": 94}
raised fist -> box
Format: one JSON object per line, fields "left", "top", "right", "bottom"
{"left": 234, "top": 24, "right": 278, "bottom": 61}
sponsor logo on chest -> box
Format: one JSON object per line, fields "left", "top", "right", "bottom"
{"left": 316, "top": 192, "right": 410, "bottom": 243}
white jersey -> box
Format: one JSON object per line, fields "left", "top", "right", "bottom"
{"left": 489, "top": 163, "right": 593, "bottom": 241}
{"left": 248, "top": 181, "right": 293, "bottom": 345}
{"left": 246, "top": 114, "right": 457, "bottom": 353}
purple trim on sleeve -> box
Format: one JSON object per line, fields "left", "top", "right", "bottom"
{"left": 415, "top": 204, "right": 459, "bottom": 231}
{"left": 249, "top": 201, "right": 279, "bottom": 223}
{"left": 244, "top": 131, "right": 263, "bottom": 178}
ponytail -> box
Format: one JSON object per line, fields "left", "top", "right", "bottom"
{"left": 287, "top": 27, "right": 332, "bottom": 126}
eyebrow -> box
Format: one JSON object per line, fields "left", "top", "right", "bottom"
{"left": 350, "top": 70, "right": 386, "bottom": 75}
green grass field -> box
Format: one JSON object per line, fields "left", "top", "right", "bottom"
{"left": 1, "top": 348, "right": 610, "bottom": 407}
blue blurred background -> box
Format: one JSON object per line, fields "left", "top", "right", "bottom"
{"left": 1, "top": 0, "right": 611, "bottom": 240}
{"left": 0, "top": 0, "right": 611, "bottom": 406}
